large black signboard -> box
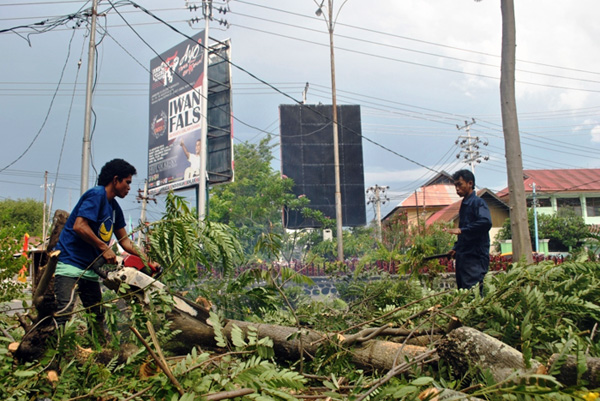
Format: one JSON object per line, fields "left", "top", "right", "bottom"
{"left": 280, "top": 104, "right": 366, "bottom": 228}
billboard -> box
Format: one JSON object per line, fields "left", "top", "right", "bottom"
{"left": 206, "top": 40, "right": 234, "bottom": 185}
{"left": 280, "top": 104, "right": 366, "bottom": 228}
{"left": 148, "top": 33, "right": 233, "bottom": 195}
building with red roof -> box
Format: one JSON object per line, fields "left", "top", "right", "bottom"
{"left": 383, "top": 172, "right": 510, "bottom": 251}
{"left": 496, "top": 168, "right": 600, "bottom": 225}
{"left": 426, "top": 188, "right": 510, "bottom": 245}
{"left": 382, "top": 172, "right": 461, "bottom": 226}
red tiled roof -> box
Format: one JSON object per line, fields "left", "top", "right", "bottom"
{"left": 496, "top": 169, "right": 600, "bottom": 197}
{"left": 425, "top": 188, "right": 506, "bottom": 225}
{"left": 426, "top": 201, "right": 460, "bottom": 225}
{"left": 399, "top": 184, "right": 461, "bottom": 208}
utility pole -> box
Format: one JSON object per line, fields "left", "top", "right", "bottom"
{"left": 366, "top": 185, "right": 389, "bottom": 242}
{"left": 414, "top": 190, "right": 421, "bottom": 234}
{"left": 42, "top": 171, "right": 48, "bottom": 243}
{"left": 316, "top": 0, "right": 344, "bottom": 261}
{"left": 80, "top": 0, "right": 98, "bottom": 194}
{"left": 456, "top": 118, "right": 488, "bottom": 174}
{"left": 531, "top": 182, "right": 539, "bottom": 253}
{"left": 189, "top": 1, "right": 229, "bottom": 222}
{"left": 302, "top": 82, "right": 309, "bottom": 104}
{"left": 136, "top": 180, "right": 156, "bottom": 248}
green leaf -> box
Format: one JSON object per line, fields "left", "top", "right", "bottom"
{"left": 231, "top": 324, "right": 247, "bottom": 348}
{"left": 411, "top": 377, "right": 434, "bottom": 386}
{"left": 207, "top": 311, "right": 227, "bottom": 348}
{"left": 393, "top": 385, "right": 418, "bottom": 398}
{"left": 13, "top": 370, "right": 37, "bottom": 377}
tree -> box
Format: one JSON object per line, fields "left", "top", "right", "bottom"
{"left": 0, "top": 225, "right": 28, "bottom": 303}
{"left": 497, "top": 209, "right": 590, "bottom": 252}
{"left": 208, "top": 136, "right": 309, "bottom": 259}
{"left": 499, "top": 0, "right": 533, "bottom": 263}
{"left": 0, "top": 199, "right": 43, "bottom": 237}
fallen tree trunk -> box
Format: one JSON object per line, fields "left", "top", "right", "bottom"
{"left": 547, "top": 354, "right": 600, "bottom": 388}
{"left": 167, "top": 311, "right": 428, "bottom": 371}
{"left": 16, "top": 251, "right": 557, "bottom": 383}
{"left": 437, "top": 327, "right": 542, "bottom": 383}
{"left": 419, "top": 387, "right": 484, "bottom": 401}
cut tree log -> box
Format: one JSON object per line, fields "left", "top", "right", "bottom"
{"left": 14, "top": 210, "right": 68, "bottom": 363}
{"left": 419, "top": 387, "right": 484, "bottom": 401}
{"left": 166, "top": 311, "right": 429, "bottom": 371}
{"left": 437, "top": 327, "right": 541, "bottom": 383}
{"left": 547, "top": 354, "right": 600, "bottom": 388}
{"left": 33, "top": 250, "right": 60, "bottom": 311}
{"left": 46, "top": 210, "right": 69, "bottom": 252}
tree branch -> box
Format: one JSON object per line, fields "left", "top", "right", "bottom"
{"left": 130, "top": 326, "right": 184, "bottom": 396}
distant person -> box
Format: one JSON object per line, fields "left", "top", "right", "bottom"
{"left": 445, "top": 169, "right": 492, "bottom": 293}
{"left": 180, "top": 138, "right": 201, "bottom": 179}
{"left": 54, "top": 159, "right": 158, "bottom": 340}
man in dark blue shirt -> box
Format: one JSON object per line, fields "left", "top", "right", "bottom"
{"left": 54, "top": 159, "right": 158, "bottom": 340}
{"left": 446, "top": 169, "right": 492, "bottom": 291}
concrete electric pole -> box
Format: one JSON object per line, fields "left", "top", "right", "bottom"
{"left": 136, "top": 180, "right": 156, "bottom": 248}
{"left": 315, "top": 0, "right": 345, "bottom": 262}
{"left": 366, "top": 185, "right": 389, "bottom": 242}
{"left": 80, "top": 0, "right": 98, "bottom": 194}
{"left": 456, "top": 118, "right": 489, "bottom": 173}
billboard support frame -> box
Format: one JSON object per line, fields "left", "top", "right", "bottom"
{"left": 198, "top": 3, "right": 211, "bottom": 222}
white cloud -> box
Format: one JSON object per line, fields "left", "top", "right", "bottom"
{"left": 591, "top": 125, "right": 600, "bottom": 143}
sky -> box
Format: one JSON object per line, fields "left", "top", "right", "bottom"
{"left": 1, "top": 0, "right": 599, "bottom": 228}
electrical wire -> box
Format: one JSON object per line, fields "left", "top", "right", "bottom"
{"left": 113, "top": 0, "right": 442, "bottom": 176}
{"left": 0, "top": 28, "right": 78, "bottom": 173}
{"left": 7, "top": 1, "right": 596, "bottom": 203}
{"left": 228, "top": 9, "right": 600, "bottom": 87}
{"left": 231, "top": 0, "right": 600, "bottom": 78}
{"left": 49, "top": 30, "right": 86, "bottom": 223}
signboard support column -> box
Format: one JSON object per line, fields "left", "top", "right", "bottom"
{"left": 198, "top": 1, "right": 211, "bottom": 222}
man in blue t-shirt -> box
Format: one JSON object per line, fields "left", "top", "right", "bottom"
{"left": 54, "top": 159, "right": 158, "bottom": 339}
{"left": 445, "top": 169, "right": 492, "bottom": 292}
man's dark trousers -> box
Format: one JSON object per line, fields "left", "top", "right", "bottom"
{"left": 54, "top": 275, "right": 104, "bottom": 333}
{"left": 455, "top": 253, "right": 487, "bottom": 292}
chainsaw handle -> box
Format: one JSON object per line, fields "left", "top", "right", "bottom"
{"left": 90, "top": 256, "right": 108, "bottom": 279}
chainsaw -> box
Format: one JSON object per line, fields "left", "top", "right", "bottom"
{"left": 90, "top": 254, "right": 210, "bottom": 322}
{"left": 89, "top": 252, "right": 163, "bottom": 279}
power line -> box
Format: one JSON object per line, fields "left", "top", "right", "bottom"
{"left": 0, "top": 1, "right": 89, "bottom": 6}
{"left": 231, "top": 23, "right": 600, "bottom": 94}
{"left": 231, "top": 0, "right": 600, "bottom": 78}
{"left": 228, "top": 9, "right": 600, "bottom": 87}
{"left": 0, "top": 28, "right": 80, "bottom": 173}
{"left": 121, "top": 0, "right": 443, "bottom": 175}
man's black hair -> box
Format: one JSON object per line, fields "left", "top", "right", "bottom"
{"left": 452, "top": 169, "right": 475, "bottom": 188}
{"left": 97, "top": 159, "right": 137, "bottom": 186}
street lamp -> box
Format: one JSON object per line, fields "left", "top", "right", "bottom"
{"left": 314, "top": 0, "right": 346, "bottom": 262}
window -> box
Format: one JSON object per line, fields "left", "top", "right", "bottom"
{"left": 557, "top": 197, "right": 581, "bottom": 216}
{"left": 587, "top": 197, "right": 600, "bottom": 217}
{"left": 527, "top": 197, "right": 551, "bottom": 207}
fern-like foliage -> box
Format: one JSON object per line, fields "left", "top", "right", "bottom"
{"left": 452, "top": 260, "right": 600, "bottom": 360}
{"left": 146, "top": 192, "right": 244, "bottom": 289}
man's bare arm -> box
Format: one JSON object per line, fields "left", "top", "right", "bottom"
{"left": 114, "top": 227, "right": 159, "bottom": 269}
{"left": 180, "top": 140, "right": 190, "bottom": 159}
{"left": 73, "top": 216, "right": 117, "bottom": 263}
